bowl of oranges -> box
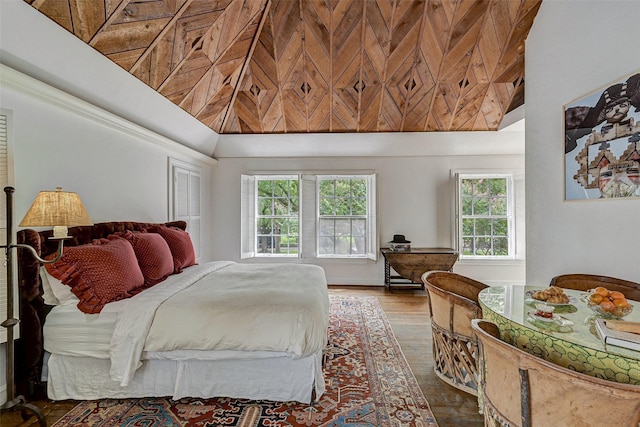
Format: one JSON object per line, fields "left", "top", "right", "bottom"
{"left": 586, "top": 287, "right": 634, "bottom": 319}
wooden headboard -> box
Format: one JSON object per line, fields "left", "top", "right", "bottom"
{"left": 14, "top": 220, "right": 187, "bottom": 398}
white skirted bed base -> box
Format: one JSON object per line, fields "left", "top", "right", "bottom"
{"left": 43, "top": 261, "right": 329, "bottom": 404}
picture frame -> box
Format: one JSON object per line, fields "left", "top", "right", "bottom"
{"left": 563, "top": 71, "right": 640, "bottom": 200}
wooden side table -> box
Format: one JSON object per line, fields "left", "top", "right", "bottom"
{"left": 380, "top": 248, "right": 458, "bottom": 291}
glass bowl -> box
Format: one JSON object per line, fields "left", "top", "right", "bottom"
{"left": 586, "top": 298, "right": 634, "bottom": 319}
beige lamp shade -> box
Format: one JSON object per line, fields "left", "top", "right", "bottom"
{"left": 19, "top": 187, "right": 93, "bottom": 237}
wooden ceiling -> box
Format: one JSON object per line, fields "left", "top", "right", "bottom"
{"left": 26, "top": 0, "right": 541, "bottom": 134}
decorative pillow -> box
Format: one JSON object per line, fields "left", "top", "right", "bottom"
{"left": 45, "top": 237, "right": 145, "bottom": 314}
{"left": 40, "top": 266, "right": 78, "bottom": 306}
{"left": 120, "top": 230, "right": 174, "bottom": 286}
{"left": 146, "top": 225, "right": 196, "bottom": 273}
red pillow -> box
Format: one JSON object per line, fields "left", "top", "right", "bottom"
{"left": 45, "top": 237, "right": 145, "bottom": 314}
{"left": 146, "top": 225, "right": 196, "bottom": 273}
{"left": 120, "top": 230, "right": 174, "bottom": 287}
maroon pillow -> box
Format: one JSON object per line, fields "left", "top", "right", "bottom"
{"left": 146, "top": 225, "right": 196, "bottom": 273}
{"left": 45, "top": 237, "right": 145, "bottom": 314}
{"left": 120, "top": 230, "right": 174, "bottom": 287}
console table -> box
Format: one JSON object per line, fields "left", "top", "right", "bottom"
{"left": 380, "top": 247, "right": 458, "bottom": 291}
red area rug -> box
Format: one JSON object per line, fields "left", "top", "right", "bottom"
{"left": 52, "top": 295, "right": 438, "bottom": 426}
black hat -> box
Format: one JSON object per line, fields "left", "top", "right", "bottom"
{"left": 389, "top": 234, "right": 411, "bottom": 243}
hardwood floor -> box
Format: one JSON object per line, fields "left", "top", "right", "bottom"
{"left": 1, "top": 286, "right": 483, "bottom": 426}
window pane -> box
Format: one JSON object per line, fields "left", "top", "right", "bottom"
{"left": 462, "top": 196, "right": 473, "bottom": 215}
{"left": 493, "top": 237, "right": 508, "bottom": 255}
{"left": 319, "top": 197, "right": 334, "bottom": 215}
{"left": 351, "top": 198, "right": 366, "bottom": 215}
{"left": 319, "top": 180, "right": 334, "bottom": 196}
{"left": 462, "top": 218, "right": 475, "bottom": 235}
{"left": 319, "top": 219, "right": 334, "bottom": 236}
{"left": 318, "top": 236, "right": 333, "bottom": 255}
{"left": 472, "top": 198, "right": 489, "bottom": 215}
{"left": 475, "top": 179, "right": 490, "bottom": 196}
{"left": 335, "top": 219, "right": 350, "bottom": 236}
{"left": 352, "top": 237, "right": 365, "bottom": 255}
{"left": 352, "top": 219, "right": 365, "bottom": 236}
{"left": 462, "top": 237, "right": 474, "bottom": 255}
{"left": 493, "top": 219, "right": 508, "bottom": 236}
{"left": 476, "top": 218, "right": 491, "bottom": 235}
{"left": 334, "top": 197, "right": 350, "bottom": 215}
{"left": 474, "top": 237, "right": 492, "bottom": 255}
{"left": 352, "top": 180, "right": 366, "bottom": 198}
{"left": 258, "top": 180, "right": 273, "bottom": 194}
{"left": 335, "top": 179, "right": 350, "bottom": 197}
{"left": 258, "top": 198, "right": 272, "bottom": 215}
{"left": 490, "top": 197, "right": 507, "bottom": 215}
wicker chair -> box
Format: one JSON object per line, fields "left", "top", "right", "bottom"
{"left": 472, "top": 319, "right": 640, "bottom": 427}
{"left": 421, "top": 271, "right": 489, "bottom": 395}
{"left": 550, "top": 273, "right": 640, "bottom": 301}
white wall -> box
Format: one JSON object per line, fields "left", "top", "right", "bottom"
{"left": 212, "top": 133, "right": 526, "bottom": 286}
{"left": 525, "top": 0, "right": 640, "bottom": 285}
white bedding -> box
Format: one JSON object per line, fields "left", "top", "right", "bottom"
{"left": 43, "top": 261, "right": 330, "bottom": 403}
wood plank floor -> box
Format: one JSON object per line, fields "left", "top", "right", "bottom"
{"left": 1, "top": 286, "right": 484, "bottom": 426}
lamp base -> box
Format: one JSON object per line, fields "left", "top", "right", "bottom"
{"left": 1, "top": 394, "right": 47, "bottom": 426}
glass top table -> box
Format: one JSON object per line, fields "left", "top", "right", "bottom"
{"left": 478, "top": 285, "right": 640, "bottom": 385}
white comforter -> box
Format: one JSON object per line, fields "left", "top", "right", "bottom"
{"left": 108, "top": 261, "right": 329, "bottom": 386}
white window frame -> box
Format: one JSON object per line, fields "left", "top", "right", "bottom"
{"left": 168, "top": 158, "right": 201, "bottom": 260}
{"left": 453, "top": 171, "right": 520, "bottom": 261}
{"left": 241, "top": 172, "right": 377, "bottom": 261}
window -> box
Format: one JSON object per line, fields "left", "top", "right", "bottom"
{"left": 256, "top": 176, "right": 299, "bottom": 256}
{"left": 169, "top": 158, "right": 201, "bottom": 259}
{"left": 318, "top": 176, "right": 368, "bottom": 256}
{"left": 241, "top": 173, "right": 377, "bottom": 260}
{"left": 455, "top": 173, "right": 514, "bottom": 259}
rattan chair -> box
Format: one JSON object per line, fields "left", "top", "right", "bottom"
{"left": 472, "top": 319, "right": 640, "bottom": 427}
{"left": 550, "top": 273, "right": 640, "bottom": 301}
{"left": 421, "top": 271, "right": 489, "bottom": 395}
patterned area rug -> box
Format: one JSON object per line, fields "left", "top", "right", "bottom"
{"left": 52, "top": 295, "right": 438, "bottom": 426}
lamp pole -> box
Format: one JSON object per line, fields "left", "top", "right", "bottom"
{"left": 0, "top": 187, "right": 46, "bottom": 426}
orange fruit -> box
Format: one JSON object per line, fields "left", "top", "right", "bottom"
{"left": 613, "top": 298, "right": 629, "bottom": 308}
{"left": 599, "top": 300, "right": 615, "bottom": 312}
{"left": 589, "top": 293, "right": 603, "bottom": 304}
{"left": 594, "top": 287, "right": 610, "bottom": 297}
{"left": 609, "top": 291, "right": 625, "bottom": 300}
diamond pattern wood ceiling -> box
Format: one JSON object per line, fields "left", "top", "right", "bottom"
{"left": 25, "top": 0, "right": 541, "bottom": 134}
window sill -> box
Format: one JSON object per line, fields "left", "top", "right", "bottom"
{"left": 456, "top": 258, "right": 525, "bottom": 267}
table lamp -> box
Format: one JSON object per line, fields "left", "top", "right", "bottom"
{"left": 0, "top": 186, "right": 92, "bottom": 426}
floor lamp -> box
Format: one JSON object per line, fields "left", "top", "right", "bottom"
{"left": 0, "top": 186, "right": 92, "bottom": 426}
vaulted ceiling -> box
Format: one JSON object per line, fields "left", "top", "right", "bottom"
{"left": 25, "top": 0, "right": 541, "bottom": 135}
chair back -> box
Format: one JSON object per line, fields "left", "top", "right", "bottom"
{"left": 472, "top": 319, "right": 640, "bottom": 427}
{"left": 422, "top": 271, "right": 488, "bottom": 336}
{"left": 550, "top": 274, "right": 640, "bottom": 301}
{"left": 421, "top": 271, "right": 489, "bottom": 395}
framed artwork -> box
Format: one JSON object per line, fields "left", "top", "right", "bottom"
{"left": 564, "top": 71, "right": 640, "bottom": 200}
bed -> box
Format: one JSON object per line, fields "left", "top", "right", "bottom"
{"left": 15, "top": 221, "right": 329, "bottom": 404}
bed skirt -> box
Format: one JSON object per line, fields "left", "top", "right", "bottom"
{"left": 46, "top": 350, "right": 325, "bottom": 404}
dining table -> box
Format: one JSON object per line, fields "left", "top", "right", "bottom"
{"left": 478, "top": 285, "right": 640, "bottom": 385}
